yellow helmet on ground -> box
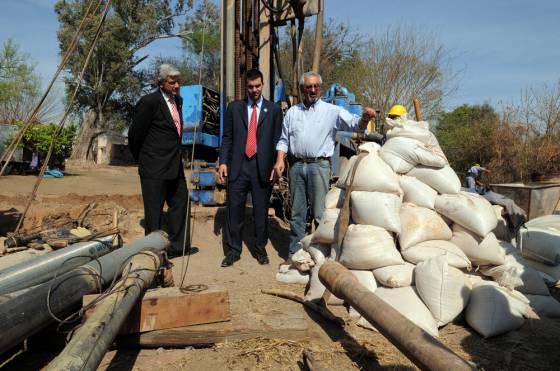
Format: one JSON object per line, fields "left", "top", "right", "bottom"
{"left": 388, "top": 104, "right": 407, "bottom": 117}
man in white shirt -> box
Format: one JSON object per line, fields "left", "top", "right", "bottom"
{"left": 273, "top": 71, "right": 376, "bottom": 258}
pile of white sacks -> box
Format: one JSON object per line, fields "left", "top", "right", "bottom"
{"left": 276, "top": 117, "right": 560, "bottom": 338}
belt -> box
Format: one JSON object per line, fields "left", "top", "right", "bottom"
{"left": 290, "top": 156, "right": 331, "bottom": 164}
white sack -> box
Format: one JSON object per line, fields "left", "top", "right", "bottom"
{"left": 399, "top": 203, "right": 452, "bottom": 249}
{"left": 401, "top": 240, "right": 472, "bottom": 269}
{"left": 492, "top": 205, "right": 511, "bottom": 241}
{"left": 464, "top": 272, "right": 493, "bottom": 287}
{"left": 385, "top": 118, "right": 440, "bottom": 148}
{"left": 450, "top": 225, "right": 506, "bottom": 266}
{"left": 358, "top": 142, "right": 381, "bottom": 154}
{"left": 518, "top": 216, "right": 560, "bottom": 265}
{"left": 399, "top": 175, "right": 438, "bottom": 209}
{"left": 380, "top": 137, "right": 448, "bottom": 173}
{"left": 373, "top": 262, "right": 416, "bottom": 288}
{"left": 296, "top": 234, "right": 314, "bottom": 252}
{"left": 374, "top": 286, "right": 439, "bottom": 337}
{"left": 524, "top": 258, "right": 560, "bottom": 284}
{"left": 480, "top": 254, "right": 550, "bottom": 296}
{"left": 275, "top": 268, "right": 309, "bottom": 285}
{"left": 524, "top": 294, "right": 560, "bottom": 318}
{"left": 415, "top": 255, "right": 471, "bottom": 326}
{"left": 303, "top": 243, "right": 331, "bottom": 301}
{"left": 291, "top": 248, "right": 314, "bottom": 272}
{"left": 351, "top": 191, "right": 402, "bottom": 233}
{"left": 407, "top": 165, "right": 461, "bottom": 195}
{"left": 312, "top": 208, "right": 340, "bottom": 244}
{"left": 325, "top": 187, "right": 345, "bottom": 209}
{"left": 435, "top": 192, "right": 498, "bottom": 237}
{"left": 339, "top": 224, "right": 403, "bottom": 270}
{"left": 466, "top": 284, "right": 529, "bottom": 338}
{"left": 337, "top": 152, "right": 402, "bottom": 194}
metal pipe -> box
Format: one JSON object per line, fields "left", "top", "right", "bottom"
{"left": 46, "top": 251, "right": 161, "bottom": 371}
{"left": 0, "top": 231, "right": 169, "bottom": 355}
{"left": 318, "top": 261, "right": 475, "bottom": 371}
{"left": 0, "top": 235, "right": 115, "bottom": 295}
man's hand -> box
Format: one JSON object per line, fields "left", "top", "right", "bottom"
{"left": 273, "top": 160, "right": 285, "bottom": 180}
{"left": 359, "top": 107, "right": 376, "bottom": 129}
{"left": 218, "top": 164, "right": 228, "bottom": 183}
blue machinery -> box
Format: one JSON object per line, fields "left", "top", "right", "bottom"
{"left": 182, "top": 83, "right": 376, "bottom": 205}
{"left": 180, "top": 85, "right": 226, "bottom": 206}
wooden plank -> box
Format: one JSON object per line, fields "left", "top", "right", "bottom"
{"left": 114, "top": 311, "right": 309, "bottom": 348}
{"left": 83, "top": 286, "right": 230, "bottom": 334}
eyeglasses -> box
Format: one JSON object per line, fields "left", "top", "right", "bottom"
{"left": 304, "top": 84, "right": 321, "bottom": 90}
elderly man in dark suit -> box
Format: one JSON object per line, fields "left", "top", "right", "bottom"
{"left": 218, "top": 69, "right": 283, "bottom": 267}
{"left": 128, "top": 63, "right": 189, "bottom": 256}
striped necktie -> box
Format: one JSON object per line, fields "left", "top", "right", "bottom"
{"left": 168, "top": 97, "right": 181, "bottom": 137}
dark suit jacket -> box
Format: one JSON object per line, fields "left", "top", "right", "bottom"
{"left": 219, "top": 97, "right": 283, "bottom": 183}
{"left": 128, "top": 90, "right": 184, "bottom": 180}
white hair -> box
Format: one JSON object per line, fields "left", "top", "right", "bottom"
{"left": 299, "top": 71, "right": 322, "bottom": 86}
{"left": 157, "top": 63, "right": 180, "bottom": 83}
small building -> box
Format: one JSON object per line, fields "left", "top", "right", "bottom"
{"left": 95, "top": 133, "right": 134, "bottom": 165}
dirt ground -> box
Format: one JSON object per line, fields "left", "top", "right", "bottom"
{"left": 1, "top": 164, "right": 560, "bottom": 370}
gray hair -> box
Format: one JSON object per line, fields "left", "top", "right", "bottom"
{"left": 157, "top": 63, "right": 180, "bottom": 83}
{"left": 299, "top": 71, "right": 322, "bottom": 86}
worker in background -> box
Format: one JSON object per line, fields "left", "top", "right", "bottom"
{"left": 465, "top": 163, "right": 490, "bottom": 194}
{"left": 273, "top": 71, "right": 376, "bottom": 261}
{"left": 387, "top": 104, "right": 407, "bottom": 120}
{"left": 128, "top": 64, "right": 189, "bottom": 258}
{"left": 218, "top": 69, "right": 283, "bottom": 267}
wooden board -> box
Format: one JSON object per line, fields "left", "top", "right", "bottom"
{"left": 83, "top": 286, "right": 230, "bottom": 334}
{"left": 114, "top": 310, "right": 309, "bottom": 348}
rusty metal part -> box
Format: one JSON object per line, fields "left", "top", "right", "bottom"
{"left": 318, "top": 261, "right": 475, "bottom": 371}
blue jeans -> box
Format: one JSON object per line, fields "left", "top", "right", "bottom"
{"left": 288, "top": 160, "right": 331, "bottom": 257}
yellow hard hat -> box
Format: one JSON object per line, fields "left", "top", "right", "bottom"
{"left": 388, "top": 104, "right": 407, "bottom": 117}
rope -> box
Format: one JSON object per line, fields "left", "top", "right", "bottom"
{"left": 14, "top": 0, "right": 112, "bottom": 234}
{"left": 0, "top": 0, "right": 102, "bottom": 176}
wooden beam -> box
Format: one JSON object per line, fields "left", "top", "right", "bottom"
{"left": 83, "top": 286, "right": 230, "bottom": 334}
{"left": 114, "top": 311, "right": 309, "bottom": 348}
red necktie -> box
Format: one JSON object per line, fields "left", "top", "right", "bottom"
{"left": 168, "top": 97, "right": 181, "bottom": 137}
{"left": 245, "top": 103, "right": 257, "bottom": 158}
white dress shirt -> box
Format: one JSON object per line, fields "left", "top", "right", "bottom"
{"left": 276, "top": 99, "right": 361, "bottom": 158}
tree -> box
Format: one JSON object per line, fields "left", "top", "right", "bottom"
{"left": 277, "top": 23, "right": 454, "bottom": 119}
{"left": 181, "top": 0, "right": 220, "bottom": 89}
{"left": 55, "top": 0, "right": 192, "bottom": 161}
{"left": 355, "top": 26, "right": 456, "bottom": 120}
{"left": 0, "top": 39, "right": 59, "bottom": 124}
{"left": 278, "top": 19, "right": 364, "bottom": 97}
{"left": 435, "top": 104, "right": 499, "bottom": 178}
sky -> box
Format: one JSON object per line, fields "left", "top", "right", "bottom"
{"left": 1, "top": 0, "right": 559, "bottom": 112}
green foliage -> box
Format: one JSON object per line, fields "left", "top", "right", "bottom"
{"left": 15, "top": 121, "right": 76, "bottom": 168}
{"left": 0, "top": 39, "right": 41, "bottom": 123}
{"left": 435, "top": 104, "right": 499, "bottom": 177}
{"left": 55, "top": 0, "right": 190, "bottom": 126}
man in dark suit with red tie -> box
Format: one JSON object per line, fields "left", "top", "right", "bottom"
{"left": 128, "top": 64, "right": 189, "bottom": 256}
{"left": 218, "top": 69, "right": 283, "bottom": 267}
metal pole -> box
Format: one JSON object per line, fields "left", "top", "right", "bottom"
{"left": 319, "top": 261, "right": 475, "bottom": 371}
{"left": 46, "top": 251, "right": 161, "bottom": 371}
{"left": 224, "top": 0, "right": 235, "bottom": 104}
{"left": 0, "top": 231, "right": 169, "bottom": 355}
{"left": 0, "top": 235, "right": 115, "bottom": 295}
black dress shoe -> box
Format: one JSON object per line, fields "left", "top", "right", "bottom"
{"left": 257, "top": 255, "right": 269, "bottom": 265}
{"left": 221, "top": 255, "right": 239, "bottom": 267}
